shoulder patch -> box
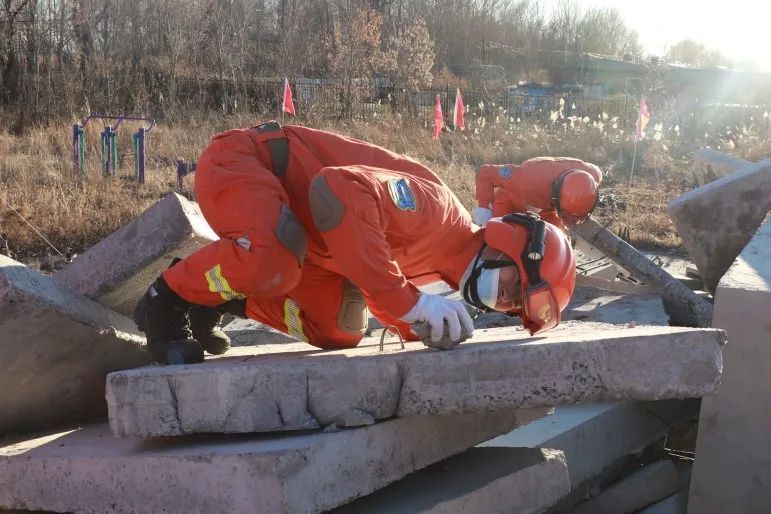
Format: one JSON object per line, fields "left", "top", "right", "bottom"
{"left": 498, "top": 166, "right": 513, "bottom": 179}
{"left": 388, "top": 178, "right": 417, "bottom": 211}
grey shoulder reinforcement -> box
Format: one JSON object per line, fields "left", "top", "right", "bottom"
{"left": 275, "top": 204, "right": 307, "bottom": 265}
{"left": 309, "top": 175, "right": 345, "bottom": 232}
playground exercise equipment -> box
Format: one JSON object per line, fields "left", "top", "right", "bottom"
{"left": 72, "top": 115, "right": 155, "bottom": 182}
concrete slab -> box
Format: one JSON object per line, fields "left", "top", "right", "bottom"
{"left": 0, "top": 409, "right": 545, "bottom": 514}
{"left": 332, "top": 447, "right": 569, "bottom": 514}
{"left": 641, "top": 490, "right": 688, "bottom": 514}
{"left": 54, "top": 193, "right": 218, "bottom": 317}
{"left": 481, "top": 400, "right": 697, "bottom": 490}
{"left": 569, "top": 460, "right": 679, "bottom": 514}
{"left": 691, "top": 148, "right": 750, "bottom": 186}
{"left": 0, "top": 256, "right": 147, "bottom": 435}
{"left": 667, "top": 161, "right": 771, "bottom": 291}
{"left": 106, "top": 322, "right": 724, "bottom": 437}
{"left": 688, "top": 218, "right": 771, "bottom": 514}
{"left": 562, "top": 286, "right": 669, "bottom": 325}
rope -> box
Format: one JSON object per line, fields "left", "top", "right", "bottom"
{"left": 0, "top": 194, "right": 65, "bottom": 258}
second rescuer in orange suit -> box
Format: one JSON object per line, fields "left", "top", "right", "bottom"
{"left": 473, "top": 157, "right": 603, "bottom": 231}
{"left": 134, "top": 122, "right": 578, "bottom": 365}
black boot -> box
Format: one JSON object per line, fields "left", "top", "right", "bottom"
{"left": 190, "top": 306, "right": 231, "bottom": 355}
{"left": 134, "top": 276, "right": 204, "bottom": 365}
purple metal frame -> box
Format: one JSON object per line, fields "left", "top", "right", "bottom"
{"left": 72, "top": 115, "right": 155, "bottom": 179}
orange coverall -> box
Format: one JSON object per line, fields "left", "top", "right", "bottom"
{"left": 164, "top": 123, "right": 483, "bottom": 349}
{"left": 476, "top": 157, "right": 602, "bottom": 230}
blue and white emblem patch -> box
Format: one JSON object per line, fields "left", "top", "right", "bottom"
{"left": 498, "top": 166, "right": 513, "bottom": 179}
{"left": 388, "top": 178, "right": 417, "bottom": 211}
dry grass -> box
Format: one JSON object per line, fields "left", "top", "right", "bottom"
{"left": 0, "top": 112, "right": 765, "bottom": 265}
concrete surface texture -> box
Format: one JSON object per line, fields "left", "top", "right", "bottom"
{"left": 641, "top": 490, "right": 688, "bottom": 514}
{"left": 691, "top": 148, "right": 750, "bottom": 186}
{"left": 0, "top": 255, "right": 148, "bottom": 435}
{"left": 332, "top": 447, "right": 569, "bottom": 514}
{"left": 106, "top": 322, "right": 725, "bottom": 437}
{"left": 224, "top": 318, "right": 298, "bottom": 346}
{"left": 688, "top": 218, "right": 771, "bottom": 514}
{"left": 54, "top": 193, "right": 218, "bottom": 316}
{"left": 481, "top": 400, "right": 696, "bottom": 491}
{"left": 0, "top": 409, "right": 545, "bottom": 514}
{"left": 667, "top": 160, "right": 771, "bottom": 291}
{"left": 562, "top": 286, "right": 669, "bottom": 325}
{"left": 569, "top": 460, "right": 680, "bottom": 514}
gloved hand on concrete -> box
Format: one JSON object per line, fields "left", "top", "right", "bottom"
{"left": 473, "top": 207, "right": 493, "bottom": 226}
{"left": 400, "top": 293, "right": 475, "bottom": 347}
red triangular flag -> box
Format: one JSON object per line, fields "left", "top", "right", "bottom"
{"left": 282, "top": 78, "right": 296, "bottom": 116}
{"left": 453, "top": 88, "right": 465, "bottom": 130}
{"left": 433, "top": 94, "right": 444, "bottom": 140}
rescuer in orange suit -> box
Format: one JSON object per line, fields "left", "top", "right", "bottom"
{"left": 134, "top": 122, "right": 577, "bottom": 365}
{"left": 472, "top": 157, "right": 602, "bottom": 231}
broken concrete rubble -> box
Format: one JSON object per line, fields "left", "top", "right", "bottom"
{"left": 0, "top": 255, "right": 147, "bottom": 434}
{"left": 692, "top": 148, "right": 750, "bottom": 186}
{"left": 569, "top": 460, "right": 680, "bottom": 514}
{"left": 688, "top": 218, "right": 771, "bottom": 514}
{"left": 0, "top": 409, "right": 545, "bottom": 514}
{"left": 562, "top": 286, "right": 669, "bottom": 325}
{"left": 333, "top": 447, "right": 569, "bottom": 514}
{"left": 106, "top": 322, "right": 724, "bottom": 437}
{"left": 668, "top": 161, "right": 771, "bottom": 292}
{"left": 573, "top": 218, "right": 713, "bottom": 327}
{"left": 54, "top": 193, "right": 218, "bottom": 317}
{"left": 481, "top": 400, "right": 697, "bottom": 492}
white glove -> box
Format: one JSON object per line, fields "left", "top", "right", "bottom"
{"left": 473, "top": 207, "right": 493, "bottom": 226}
{"left": 400, "top": 293, "right": 475, "bottom": 343}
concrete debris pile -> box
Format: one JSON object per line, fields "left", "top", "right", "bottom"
{"left": 1, "top": 189, "right": 752, "bottom": 514}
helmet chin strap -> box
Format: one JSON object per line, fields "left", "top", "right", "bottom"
{"left": 462, "top": 243, "right": 515, "bottom": 313}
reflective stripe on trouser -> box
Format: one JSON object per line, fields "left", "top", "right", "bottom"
{"left": 244, "top": 263, "right": 365, "bottom": 349}
{"left": 204, "top": 264, "right": 246, "bottom": 301}
{"left": 283, "top": 298, "right": 308, "bottom": 342}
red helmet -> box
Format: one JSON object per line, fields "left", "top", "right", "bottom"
{"left": 551, "top": 169, "right": 599, "bottom": 225}
{"left": 464, "top": 213, "right": 576, "bottom": 334}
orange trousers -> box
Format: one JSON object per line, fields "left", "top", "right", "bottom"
{"left": 163, "top": 131, "right": 368, "bottom": 349}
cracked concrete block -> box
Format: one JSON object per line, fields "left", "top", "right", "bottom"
{"left": 55, "top": 193, "right": 218, "bottom": 317}
{"left": 0, "top": 409, "right": 545, "bottom": 514}
{"left": 106, "top": 322, "right": 724, "bottom": 437}
{"left": 688, "top": 218, "right": 771, "bottom": 514}
{"left": 691, "top": 148, "right": 751, "bottom": 186}
{"left": 333, "top": 447, "right": 569, "bottom": 514}
{"left": 570, "top": 460, "right": 680, "bottom": 514}
{"left": 667, "top": 161, "right": 771, "bottom": 291}
{"left": 481, "top": 400, "right": 696, "bottom": 491}
{"left": 0, "top": 256, "right": 147, "bottom": 435}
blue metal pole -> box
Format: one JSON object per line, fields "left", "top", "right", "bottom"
{"left": 72, "top": 124, "right": 80, "bottom": 174}
{"left": 101, "top": 126, "right": 109, "bottom": 176}
{"left": 134, "top": 128, "right": 146, "bottom": 183}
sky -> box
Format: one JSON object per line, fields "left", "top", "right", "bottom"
{"left": 545, "top": 0, "right": 769, "bottom": 70}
